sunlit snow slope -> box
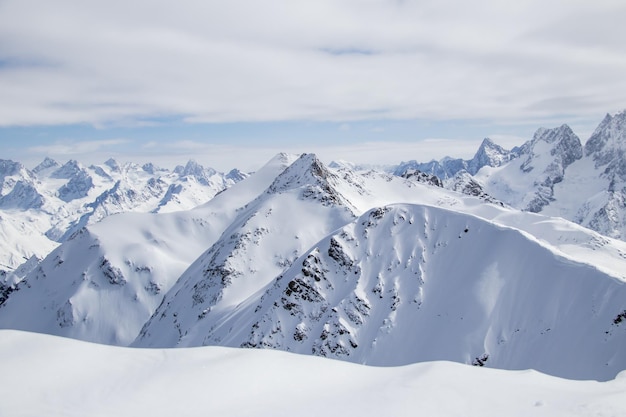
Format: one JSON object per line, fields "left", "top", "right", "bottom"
{"left": 1, "top": 330, "right": 625, "bottom": 417}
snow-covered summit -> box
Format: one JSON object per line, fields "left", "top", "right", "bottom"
{"left": 467, "top": 138, "right": 514, "bottom": 175}
{"left": 50, "top": 159, "right": 83, "bottom": 179}
{"left": 32, "top": 157, "right": 59, "bottom": 176}
{"left": 104, "top": 158, "right": 121, "bottom": 172}
{"left": 585, "top": 110, "right": 626, "bottom": 180}
{"left": 0, "top": 159, "right": 35, "bottom": 195}
{"left": 0, "top": 180, "right": 45, "bottom": 209}
{"left": 477, "top": 124, "right": 582, "bottom": 213}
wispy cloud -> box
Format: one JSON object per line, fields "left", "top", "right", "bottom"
{"left": 27, "top": 139, "right": 130, "bottom": 155}
{"left": 0, "top": 0, "right": 624, "bottom": 128}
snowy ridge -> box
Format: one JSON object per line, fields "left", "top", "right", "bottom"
{"left": 139, "top": 203, "right": 626, "bottom": 381}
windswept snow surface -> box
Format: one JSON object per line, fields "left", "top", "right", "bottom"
{"left": 1, "top": 330, "right": 625, "bottom": 417}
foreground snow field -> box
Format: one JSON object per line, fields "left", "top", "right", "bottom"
{"left": 1, "top": 330, "right": 625, "bottom": 417}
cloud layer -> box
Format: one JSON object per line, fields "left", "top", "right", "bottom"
{"left": 1, "top": 0, "right": 625, "bottom": 127}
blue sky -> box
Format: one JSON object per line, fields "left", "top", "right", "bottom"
{"left": 1, "top": 0, "right": 624, "bottom": 171}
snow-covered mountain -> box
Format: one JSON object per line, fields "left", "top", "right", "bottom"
{"left": 0, "top": 156, "right": 246, "bottom": 278}
{"left": 477, "top": 124, "right": 583, "bottom": 212}
{"left": 136, "top": 202, "right": 626, "bottom": 381}
{"left": 476, "top": 110, "right": 626, "bottom": 241}
{"left": 127, "top": 154, "right": 626, "bottom": 381}
{"left": 0, "top": 154, "right": 294, "bottom": 345}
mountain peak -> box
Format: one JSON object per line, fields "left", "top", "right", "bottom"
{"left": 51, "top": 160, "right": 83, "bottom": 179}
{"left": 179, "top": 160, "right": 217, "bottom": 182}
{"left": 266, "top": 153, "right": 331, "bottom": 193}
{"left": 225, "top": 168, "right": 248, "bottom": 182}
{"left": 104, "top": 158, "right": 121, "bottom": 172}
{"left": 141, "top": 162, "right": 161, "bottom": 174}
{"left": 467, "top": 138, "right": 511, "bottom": 175}
{"left": 584, "top": 110, "right": 626, "bottom": 175}
{"left": 32, "top": 157, "right": 59, "bottom": 175}
{"left": 0, "top": 159, "right": 26, "bottom": 178}
{"left": 0, "top": 180, "right": 45, "bottom": 209}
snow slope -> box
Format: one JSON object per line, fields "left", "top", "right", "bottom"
{"left": 1, "top": 330, "right": 625, "bottom": 417}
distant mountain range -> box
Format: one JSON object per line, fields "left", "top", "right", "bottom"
{"left": 0, "top": 157, "right": 247, "bottom": 281}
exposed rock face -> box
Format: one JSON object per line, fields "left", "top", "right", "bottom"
{"left": 0, "top": 181, "right": 45, "bottom": 209}
{"left": 572, "top": 110, "right": 626, "bottom": 239}
{"left": 467, "top": 138, "right": 514, "bottom": 175}
{"left": 58, "top": 169, "right": 94, "bottom": 202}
{"left": 585, "top": 112, "right": 626, "bottom": 180}
{"left": 447, "top": 171, "right": 503, "bottom": 206}
{"left": 32, "top": 157, "right": 59, "bottom": 175}
{"left": 520, "top": 125, "right": 583, "bottom": 212}
{"left": 398, "top": 168, "right": 443, "bottom": 188}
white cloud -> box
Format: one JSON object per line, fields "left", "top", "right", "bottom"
{"left": 0, "top": 0, "right": 625, "bottom": 128}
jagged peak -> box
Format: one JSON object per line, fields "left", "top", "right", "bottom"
{"left": 51, "top": 160, "right": 83, "bottom": 179}
{"left": 448, "top": 170, "right": 503, "bottom": 206}
{"left": 180, "top": 159, "right": 217, "bottom": 178}
{"left": 266, "top": 153, "right": 332, "bottom": 193}
{"left": 226, "top": 168, "right": 248, "bottom": 182}
{"left": 517, "top": 124, "right": 582, "bottom": 176}
{"left": 398, "top": 168, "right": 443, "bottom": 187}
{"left": 584, "top": 109, "right": 626, "bottom": 164}
{"left": 263, "top": 153, "right": 358, "bottom": 210}
{"left": 141, "top": 162, "right": 161, "bottom": 174}
{"left": 0, "top": 159, "right": 26, "bottom": 176}
{"left": 532, "top": 124, "right": 577, "bottom": 144}
{"left": 32, "top": 157, "right": 59, "bottom": 174}
{"left": 474, "top": 137, "right": 509, "bottom": 156}
{"left": 0, "top": 180, "right": 45, "bottom": 209}
{"left": 104, "top": 158, "right": 121, "bottom": 171}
